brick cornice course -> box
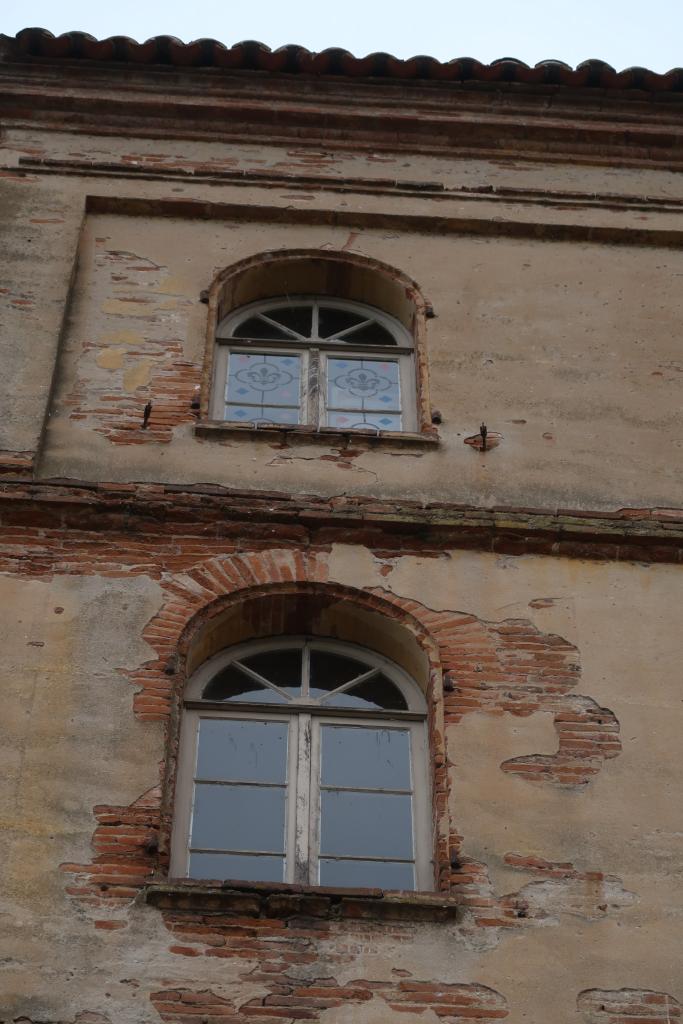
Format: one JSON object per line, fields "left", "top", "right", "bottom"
{"left": 1, "top": 479, "right": 681, "bottom": 563}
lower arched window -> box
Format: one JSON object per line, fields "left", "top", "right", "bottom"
{"left": 171, "top": 638, "right": 431, "bottom": 890}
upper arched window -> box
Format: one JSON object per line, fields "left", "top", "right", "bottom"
{"left": 171, "top": 637, "right": 431, "bottom": 890}
{"left": 211, "top": 297, "right": 417, "bottom": 432}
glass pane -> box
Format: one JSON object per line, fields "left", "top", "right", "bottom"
{"left": 321, "top": 726, "right": 412, "bottom": 790}
{"left": 318, "top": 307, "right": 366, "bottom": 338}
{"left": 319, "top": 858, "right": 414, "bottom": 890}
{"left": 334, "top": 321, "right": 397, "bottom": 346}
{"left": 196, "top": 719, "right": 288, "bottom": 782}
{"left": 232, "top": 315, "right": 293, "bottom": 339}
{"left": 227, "top": 353, "right": 301, "bottom": 406}
{"left": 264, "top": 306, "right": 312, "bottom": 338}
{"left": 189, "top": 851, "right": 284, "bottom": 883}
{"left": 320, "top": 790, "right": 413, "bottom": 859}
{"left": 201, "top": 664, "right": 287, "bottom": 704}
{"left": 325, "top": 673, "right": 408, "bottom": 711}
{"left": 239, "top": 649, "right": 303, "bottom": 697}
{"left": 327, "top": 411, "right": 401, "bottom": 431}
{"left": 225, "top": 405, "right": 300, "bottom": 425}
{"left": 327, "top": 359, "right": 400, "bottom": 411}
{"left": 191, "top": 783, "right": 286, "bottom": 853}
{"left": 309, "top": 649, "right": 371, "bottom": 699}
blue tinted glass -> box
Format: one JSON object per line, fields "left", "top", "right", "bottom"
{"left": 321, "top": 726, "right": 412, "bottom": 790}
{"left": 227, "top": 353, "right": 300, "bottom": 405}
{"left": 320, "top": 790, "right": 413, "bottom": 859}
{"left": 189, "top": 851, "right": 284, "bottom": 882}
{"left": 191, "top": 783, "right": 286, "bottom": 853}
{"left": 319, "top": 859, "right": 414, "bottom": 889}
{"left": 327, "top": 359, "right": 400, "bottom": 411}
{"left": 196, "top": 719, "right": 288, "bottom": 782}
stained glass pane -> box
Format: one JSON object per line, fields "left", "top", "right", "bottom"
{"left": 201, "top": 664, "right": 287, "bottom": 703}
{"left": 321, "top": 726, "right": 412, "bottom": 790}
{"left": 320, "top": 790, "right": 413, "bottom": 859}
{"left": 319, "top": 859, "right": 414, "bottom": 889}
{"left": 232, "top": 316, "right": 294, "bottom": 340}
{"left": 239, "top": 649, "right": 303, "bottom": 698}
{"left": 309, "top": 649, "right": 371, "bottom": 699}
{"left": 327, "top": 359, "right": 400, "bottom": 411}
{"left": 195, "top": 720, "right": 288, "bottom": 783}
{"left": 324, "top": 673, "right": 408, "bottom": 710}
{"left": 189, "top": 851, "right": 284, "bottom": 883}
{"left": 227, "top": 353, "right": 301, "bottom": 406}
{"left": 264, "top": 306, "right": 312, "bottom": 337}
{"left": 318, "top": 307, "right": 366, "bottom": 338}
{"left": 327, "top": 411, "right": 402, "bottom": 431}
{"left": 225, "top": 405, "right": 300, "bottom": 425}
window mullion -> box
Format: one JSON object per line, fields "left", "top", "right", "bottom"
{"left": 293, "top": 712, "right": 313, "bottom": 884}
{"left": 308, "top": 350, "right": 321, "bottom": 427}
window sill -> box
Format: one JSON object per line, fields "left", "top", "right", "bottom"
{"left": 144, "top": 879, "right": 459, "bottom": 923}
{"left": 194, "top": 420, "right": 440, "bottom": 447}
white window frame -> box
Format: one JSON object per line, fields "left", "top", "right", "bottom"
{"left": 171, "top": 638, "right": 433, "bottom": 891}
{"left": 211, "top": 297, "right": 417, "bottom": 432}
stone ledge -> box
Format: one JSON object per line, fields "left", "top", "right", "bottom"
{"left": 194, "top": 420, "right": 440, "bottom": 447}
{"left": 144, "top": 879, "right": 460, "bottom": 923}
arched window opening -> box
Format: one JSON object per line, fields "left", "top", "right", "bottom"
{"left": 211, "top": 297, "right": 417, "bottom": 432}
{"left": 172, "top": 637, "right": 432, "bottom": 891}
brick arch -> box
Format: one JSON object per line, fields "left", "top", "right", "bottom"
{"left": 198, "top": 247, "right": 435, "bottom": 434}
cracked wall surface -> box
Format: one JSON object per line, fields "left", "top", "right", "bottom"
{"left": 1, "top": 539, "right": 681, "bottom": 1022}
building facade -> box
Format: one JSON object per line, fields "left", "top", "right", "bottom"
{"left": 1, "top": 28, "right": 682, "bottom": 1023}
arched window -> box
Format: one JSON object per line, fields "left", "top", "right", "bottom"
{"left": 211, "top": 297, "right": 417, "bottom": 432}
{"left": 171, "top": 637, "right": 431, "bottom": 890}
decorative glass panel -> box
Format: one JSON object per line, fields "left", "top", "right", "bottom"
{"left": 196, "top": 720, "right": 288, "bottom": 782}
{"left": 225, "top": 405, "right": 300, "bottom": 425}
{"left": 309, "top": 649, "right": 370, "bottom": 699}
{"left": 319, "top": 858, "right": 414, "bottom": 889}
{"left": 326, "top": 411, "right": 402, "bottom": 431}
{"left": 239, "top": 649, "right": 303, "bottom": 697}
{"left": 202, "top": 665, "right": 287, "bottom": 703}
{"left": 226, "top": 352, "right": 301, "bottom": 404}
{"left": 320, "top": 790, "right": 414, "bottom": 859}
{"left": 189, "top": 851, "right": 284, "bottom": 883}
{"left": 191, "top": 783, "right": 286, "bottom": 852}
{"left": 327, "top": 358, "right": 400, "bottom": 412}
{"left": 324, "top": 673, "right": 408, "bottom": 711}
{"left": 321, "top": 726, "right": 412, "bottom": 790}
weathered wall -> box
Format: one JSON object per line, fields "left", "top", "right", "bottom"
{"left": 1, "top": 537, "right": 681, "bottom": 1022}
{"left": 1, "top": 125, "right": 683, "bottom": 509}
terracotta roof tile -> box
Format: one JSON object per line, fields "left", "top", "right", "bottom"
{"left": 4, "top": 27, "right": 683, "bottom": 92}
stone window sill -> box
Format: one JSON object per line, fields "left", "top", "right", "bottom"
{"left": 194, "top": 420, "right": 440, "bottom": 448}
{"left": 144, "top": 879, "right": 459, "bottom": 923}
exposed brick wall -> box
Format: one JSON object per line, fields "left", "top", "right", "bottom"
{"left": 578, "top": 989, "right": 681, "bottom": 1022}
{"left": 149, "top": 912, "right": 510, "bottom": 1022}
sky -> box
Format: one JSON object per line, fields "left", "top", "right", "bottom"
{"left": 2, "top": 0, "right": 683, "bottom": 73}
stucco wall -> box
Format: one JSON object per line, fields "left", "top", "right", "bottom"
{"left": 1, "top": 545, "right": 680, "bottom": 1022}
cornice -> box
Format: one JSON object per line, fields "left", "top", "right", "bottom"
{"left": 1, "top": 479, "right": 681, "bottom": 564}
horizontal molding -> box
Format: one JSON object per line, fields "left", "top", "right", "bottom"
{"left": 83, "top": 193, "right": 683, "bottom": 250}
{"left": 1, "top": 479, "right": 681, "bottom": 564}
{"left": 14, "top": 156, "right": 683, "bottom": 215}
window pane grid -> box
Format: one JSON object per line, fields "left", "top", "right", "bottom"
{"left": 176, "top": 641, "right": 428, "bottom": 890}
{"left": 214, "top": 298, "right": 415, "bottom": 430}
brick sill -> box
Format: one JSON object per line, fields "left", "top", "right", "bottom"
{"left": 144, "top": 879, "right": 459, "bottom": 922}
{"left": 194, "top": 420, "right": 440, "bottom": 448}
